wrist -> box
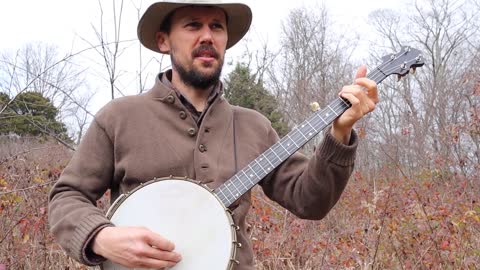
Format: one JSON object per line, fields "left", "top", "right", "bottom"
{"left": 331, "top": 122, "right": 352, "bottom": 144}
{"left": 91, "top": 226, "right": 111, "bottom": 256}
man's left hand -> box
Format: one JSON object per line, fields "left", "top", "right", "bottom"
{"left": 331, "top": 65, "right": 379, "bottom": 144}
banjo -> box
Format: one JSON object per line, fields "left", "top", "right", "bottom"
{"left": 102, "top": 47, "right": 424, "bottom": 270}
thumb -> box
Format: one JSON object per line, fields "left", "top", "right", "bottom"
{"left": 355, "top": 65, "right": 367, "bottom": 80}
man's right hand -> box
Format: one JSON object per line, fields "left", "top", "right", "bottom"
{"left": 92, "top": 226, "right": 182, "bottom": 268}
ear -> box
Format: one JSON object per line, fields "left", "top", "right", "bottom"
{"left": 156, "top": 32, "right": 171, "bottom": 54}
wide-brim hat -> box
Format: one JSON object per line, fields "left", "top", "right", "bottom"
{"left": 138, "top": 0, "right": 252, "bottom": 54}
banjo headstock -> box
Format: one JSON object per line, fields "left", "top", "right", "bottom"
{"left": 374, "top": 46, "right": 425, "bottom": 84}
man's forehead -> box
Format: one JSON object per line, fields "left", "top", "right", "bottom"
{"left": 171, "top": 6, "right": 227, "bottom": 22}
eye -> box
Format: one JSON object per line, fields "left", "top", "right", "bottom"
{"left": 211, "top": 23, "right": 225, "bottom": 30}
{"left": 185, "top": 21, "right": 202, "bottom": 29}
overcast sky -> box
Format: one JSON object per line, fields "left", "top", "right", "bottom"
{"left": 1, "top": 0, "right": 402, "bottom": 49}
{"left": 0, "top": 0, "right": 403, "bottom": 113}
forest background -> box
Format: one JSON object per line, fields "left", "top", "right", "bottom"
{"left": 1, "top": 0, "right": 479, "bottom": 269}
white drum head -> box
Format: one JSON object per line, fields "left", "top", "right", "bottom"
{"left": 104, "top": 179, "right": 235, "bottom": 270}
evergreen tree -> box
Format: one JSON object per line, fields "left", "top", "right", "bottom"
{"left": 224, "top": 63, "right": 289, "bottom": 136}
{"left": 0, "top": 92, "right": 69, "bottom": 140}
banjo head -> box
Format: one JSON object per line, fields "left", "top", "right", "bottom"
{"left": 102, "top": 178, "right": 237, "bottom": 270}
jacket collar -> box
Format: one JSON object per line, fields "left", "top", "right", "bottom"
{"left": 145, "top": 70, "right": 223, "bottom": 102}
{"left": 144, "top": 73, "right": 177, "bottom": 101}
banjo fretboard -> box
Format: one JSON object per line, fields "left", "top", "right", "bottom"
{"left": 215, "top": 98, "right": 351, "bottom": 207}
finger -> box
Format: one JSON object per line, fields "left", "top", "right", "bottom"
{"left": 355, "top": 65, "right": 367, "bottom": 80}
{"left": 355, "top": 78, "right": 379, "bottom": 103}
{"left": 137, "top": 257, "right": 178, "bottom": 269}
{"left": 341, "top": 92, "right": 373, "bottom": 115}
{"left": 339, "top": 85, "right": 366, "bottom": 100}
{"left": 143, "top": 246, "right": 182, "bottom": 262}
{"left": 340, "top": 92, "right": 360, "bottom": 107}
{"left": 144, "top": 231, "right": 175, "bottom": 251}
{"left": 365, "top": 99, "right": 376, "bottom": 113}
{"left": 354, "top": 78, "right": 376, "bottom": 91}
{"left": 339, "top": 84, "right": 376, "bottom": 113}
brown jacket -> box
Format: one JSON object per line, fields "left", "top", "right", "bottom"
{"left": 48, "top": 74, "right": 358, "bottom": 269}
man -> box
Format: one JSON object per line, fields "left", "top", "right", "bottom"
{"left": 48, "top": 1, "right": 378, "bottom": 269}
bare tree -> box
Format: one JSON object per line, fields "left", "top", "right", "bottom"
{"left": 64, "top": 92, "right": 96, "bottom": 145}
{"left": 82, "top": 0, "right": 170, "bottom": 98}
{"left": 267, "top": 5, "right": 357, "bottom": 152}
{"left": 233, "top": 33, "right": 281, "bottom": 86}
{"left": 0, "top": 43, "right": 85, "bottom": 112}
{"left": 0, "top": 43, "right": 95, "bottom": 148}
{"left": 366, "top": 0, "right": 480, "bottom": 177}
{"left": 85, "top": 0, "right": 128, "bottom": 100}
{"left": 130, "top": 0, "right": 152, "bottom": 94}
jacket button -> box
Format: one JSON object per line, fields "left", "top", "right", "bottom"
{"left": 179, "top": 111, "right": 187, "bottom": 120}
{"left": 199, "top": 144, "right": 207, "bottom": 152}
{"left": 166, "top": 95, "right": 175, "bottom": 104}
{"left": 188, "top": 128, "right": 197, "bottom": 137}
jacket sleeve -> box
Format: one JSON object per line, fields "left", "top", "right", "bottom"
{"left": 48, "top": 114, "right": 114, "bottom": 266}
{"left": 260, "top": 127, "right": 358, "bottom": 220}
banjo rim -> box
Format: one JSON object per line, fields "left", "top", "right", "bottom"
{"left": 103, "top": 176, "right": 239, "bottom": 270}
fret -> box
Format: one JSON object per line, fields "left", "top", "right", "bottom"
{"left": 223, "top": 183, "right": 234, "bottom": 198}
{"left": 240, "top": 170, "right": 256, "bottom": 186}
{"left": 248, "top": 164, "right": 261, "bottom": 178}
{"left": 339, "top": 98, "right": 351, "bottom": 108}
{"left": 297, "top": 127, "right": 309, "bottom": 140}
{"left": 269, "top": 149, "right": 282, "bottom": 163}
{"left": 328, "top": 104, "right": 339, "bottom": 116}
{"left": 254, "top": 159, "right": 268, "bottom": 174}
{"left": 286, "top": 134, "right": 300, "bottom": 148}
{"left": 288, "top": 132, "right": 301, "bottom": 146}
{"left": 271, "top": 145, "right": 287, "bottom": 161}
{"left": 222, "top": 184, "right": 235, "bottom": 200}
{"left": 262, "top": 153, "right": 275, "bottom": 170}
{"left": 236, "top": 174, "right": 249, "bottom": 190}
{"left": 244, "top": 168, "right": 255, "bottom": 180}
{"left": 223, "top": 195, "right": 233, "bottom": 206}
{"left": 317, "top": 114, "right": 328, "bottom": 125}
{"left": 217, "top": 188, "right": 227, "bottom": 203}
{"left": 227, "top": 180, "right": 241, "bottom": 197}
{"left": 306, "top": 121, "right": 318, "bottom": 133}
{"left": 278, "top": 143, "right": 290, "bottom": 156}
{"left": 218, "top": 188, "right": 227, "bottom": 199}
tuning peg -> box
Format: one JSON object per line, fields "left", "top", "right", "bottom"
{"left": 309, "top": 102, "right": 320, "bottom": 112}
{"left": 410, "top": 67, "right": 416, "bottom": 74}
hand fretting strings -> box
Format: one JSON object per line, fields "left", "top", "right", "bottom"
{"left": 214, "top": 47, "right": 423, "bottom": 207}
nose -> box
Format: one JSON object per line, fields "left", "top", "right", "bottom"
{"left": 199, "top": 26, "right": 213, "bottom": 45}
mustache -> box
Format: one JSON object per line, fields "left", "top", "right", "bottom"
{"left": 192, "top": 45, "right": 220, "bottom": 59}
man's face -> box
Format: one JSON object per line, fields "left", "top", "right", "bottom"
{"left": 157, "top": 6, "right": 228, "bottom": 89}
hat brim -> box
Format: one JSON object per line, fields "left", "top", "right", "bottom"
{"left": 137, "top": 2, "right": 252, "bottom": 54}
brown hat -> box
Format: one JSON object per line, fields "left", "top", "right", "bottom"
{"left": 137, "top": 0, "right": 252, "bottom": 54}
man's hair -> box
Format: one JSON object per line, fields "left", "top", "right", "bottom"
{"left": 159, "top": 11, "right": 174, "bottom": 34}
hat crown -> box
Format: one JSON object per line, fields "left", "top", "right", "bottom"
{"left": 138, "top": 0, "right": 252, "bottom": 53}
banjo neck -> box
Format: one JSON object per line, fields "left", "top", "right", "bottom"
{"left": 214, "top": 46, "right": 424, "bottom": 208}
{"left": 215, "top": 96, "right": 352, "bottom": 207}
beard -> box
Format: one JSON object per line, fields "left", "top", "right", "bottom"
{"left": 171, "top": 44, "right": 224, "bottom": 90}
